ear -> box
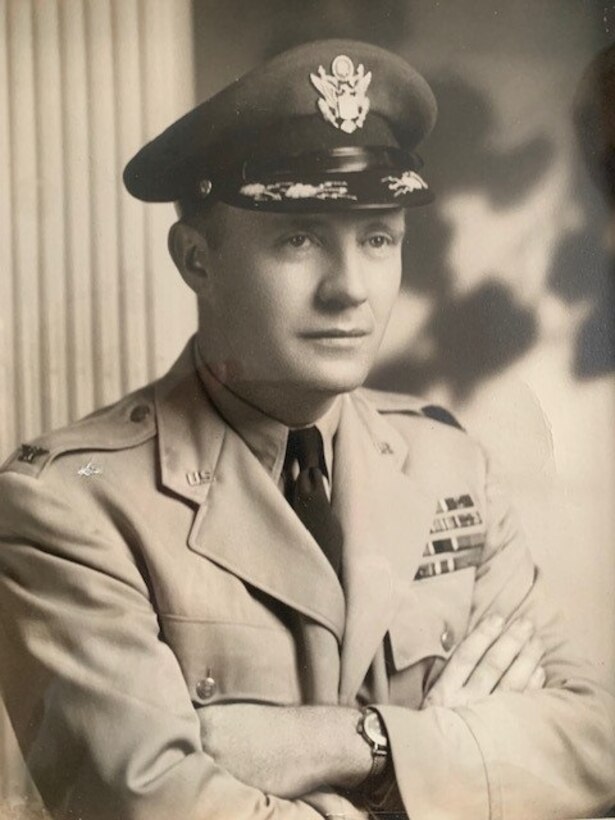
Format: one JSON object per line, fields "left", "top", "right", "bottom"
{"left": 168, "top": 221, "right": 211, "bottom": 293}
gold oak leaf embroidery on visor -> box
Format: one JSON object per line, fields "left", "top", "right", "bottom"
{"left": 239, "top": 180, "right": 358, "bottom": 202}
{"left": 382, "top": 171, "right": 428, "bottom": 196}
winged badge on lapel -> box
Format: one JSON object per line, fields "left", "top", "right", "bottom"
{"left": 415, "top": 494, "right": 485, "bottom": 580}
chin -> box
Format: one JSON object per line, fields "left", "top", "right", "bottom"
{"left": 297, "top": 364, "right": 370, "bottom": 396}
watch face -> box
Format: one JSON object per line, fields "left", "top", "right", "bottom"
{"left": 363, "top": 710, "right": 388, "bottom": 746}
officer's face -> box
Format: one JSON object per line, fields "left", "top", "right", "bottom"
{"left": 196, "top": 203, "right": 404, "bottom": 400}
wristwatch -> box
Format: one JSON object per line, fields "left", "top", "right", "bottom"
{"left": 356, "top": 706, "right": 389, "bottom": 786}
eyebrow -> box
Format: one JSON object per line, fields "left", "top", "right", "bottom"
{"left": 361, "top": 218, "right": 406, "bottom": 235}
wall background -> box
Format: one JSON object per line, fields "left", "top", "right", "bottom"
{"left": 0, "top": 0, "right": 196, "bottom": 808}
{"left": 192, "top": 0, "right": 615, "bottom": 679}
{"left": 1, "top": 0, "right": 614, "bottom": 811}
{"left": 0, "top": 0, "right": 196, "bottom": 453}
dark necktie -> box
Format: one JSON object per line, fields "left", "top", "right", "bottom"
{"left": 285, "top": 427, "right": 343, "bottom": 577}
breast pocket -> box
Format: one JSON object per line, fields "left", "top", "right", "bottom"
{"left": 387, "top": 567, "right": 475, "bottom": 707}
{"left": 160, "top": 616, "right": 302, "bottom": 707}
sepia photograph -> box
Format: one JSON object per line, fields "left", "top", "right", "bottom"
{"left": 0, "top": 1, "right": 614, "bottom": 818}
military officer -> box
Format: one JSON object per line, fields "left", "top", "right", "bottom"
{"left": 0, "top": 39, "right": 614, "bottom": 820}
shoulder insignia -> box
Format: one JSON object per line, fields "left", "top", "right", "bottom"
{"left": 1, "top": 390, "right": 156, "bottom": 479}
{"left": 17, "top": 444, "right": 49, "bottom": 464}
{"left": 357, "top": 387, "right": 425, "bottom": 416}
{"left": 420, "top": 404, "right": 465, "bottom": 431}
{"left": 358, "top": 388, "right": 465, "bottom": 431}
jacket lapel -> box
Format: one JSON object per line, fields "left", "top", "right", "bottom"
{"left": 154, "top": 343, "right": 346, "bottom": 642}
{"left": 335, "top": 393, "right": 436, "bottom": 702}
{"left": 153, "top": 345, "right": 435, "bottom": 682}
{"left": 154, "top": 343, "right": 224, "bottom": 507}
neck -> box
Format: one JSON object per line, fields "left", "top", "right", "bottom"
{"left": 195, "top": 335, "right": 341, "bottom": 426}
{"left": 218, "top": 378, "right": 339, "bottom": 427}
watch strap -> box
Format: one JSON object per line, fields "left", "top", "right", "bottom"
{"left": 367, "top": 744, "right": 388, "bottom": 780}
{"left": 355, "top": 707, "right": 390, "bottom": 791}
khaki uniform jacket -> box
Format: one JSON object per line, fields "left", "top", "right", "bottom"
{"left": 0, "top": 342, "right": 613, "bottom": 820}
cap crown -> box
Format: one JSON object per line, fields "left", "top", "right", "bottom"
{"left": 124, "top": 39, "right": 437, "bottom": 212}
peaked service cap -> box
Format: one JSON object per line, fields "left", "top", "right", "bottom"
{"left": 123, "top": 39, "right": 437, "bottom": 214}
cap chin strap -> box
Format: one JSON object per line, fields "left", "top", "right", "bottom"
{"left": 240, "top": 146, "right": 423, "bottom": 181}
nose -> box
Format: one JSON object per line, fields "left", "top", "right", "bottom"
{"left": 317, "top": 244, "right": 368, "bottom": 309}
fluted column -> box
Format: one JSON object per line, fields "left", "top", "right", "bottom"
{"left": 0, "top": 0, "right": 196, "bottom": 456}
{"left": 0, "top": 0, "right": 196, "bottom": 805}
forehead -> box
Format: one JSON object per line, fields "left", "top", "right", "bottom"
{"left": 211, "top": 202, "right": 406, "bottom": 237}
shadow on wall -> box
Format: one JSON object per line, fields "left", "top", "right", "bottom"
{"left": 193, "top": 1, "right": 613, "bottom": 399}
{"left": 547, "top": 37, "right": 615, "bottom": 381}
{"left": 233, "top": 0, "right": 417, "bottom": 55}
{"left": 547, "top": 171, "right": 615, "bottom": 380}
{"left": 369, "top": 73, "right": 552, "bottom": 401}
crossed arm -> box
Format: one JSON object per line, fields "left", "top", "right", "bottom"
{"left": 198, "top": 614, "right": 546, "bottom": 800}
{"left": 1, "top": 467, "right": 613, "bottom": 819}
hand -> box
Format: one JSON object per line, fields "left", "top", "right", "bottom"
{"left": 422, "top": 615, "right": 546, "bottom": 709}
{"left": 199, "top": 703, "right": 371, "bottom": 799}
{"left": 303, "top": 789, "right": 369, "bottom": 819}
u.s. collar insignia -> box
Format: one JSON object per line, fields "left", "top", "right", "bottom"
{"left": 310, "top": 54, "right": 371, "bottom": 134}
{"left": 17, "top": 444, "right": 49, "bottom": 464}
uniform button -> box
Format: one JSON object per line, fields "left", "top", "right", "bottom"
{"left": 198, "top": 178, "right": 213, "bottom": 198}
{"left": 196, "top": 674, "right": 217, "bottom": 700}
{"left": 130, "top": 404, "right": 150, "bottom": 423}
{"left": 440, "top": 624, "right": 455, "bottom": 652}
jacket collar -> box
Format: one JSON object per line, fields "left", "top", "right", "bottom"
{"left": 192, "top": 340, "right": 341, "bottom": 487}
{"left": 154, "top": 342, "right": 225, "bottom": 507}
{"left": 154, "top": 341, "right": 346, "bottom": 640}
{"left": 154, "top": 344, "right": 436, "bottom": 676}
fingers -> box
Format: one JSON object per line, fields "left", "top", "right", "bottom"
{"left": 423, "top": 615, "right": 548, "bottom": 710}
{"left": 496, "top": 634, "right": 546, "bottom": 692}
{"left": 423, "top": 615, "right": 505, "bottom": 707}
{"left": 525, "top": 664, "right": 547, "bottom": 691}
{"left": 463, "top": 617, "right": 536, "bottom": 699}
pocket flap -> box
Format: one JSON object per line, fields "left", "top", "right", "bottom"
{"left": 388, "top": 567, "right": 475, "bottom": 670}
{"left": 160, "top": 617, "right": 301, "bottom": 706}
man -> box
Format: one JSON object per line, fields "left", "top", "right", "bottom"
{"left": 0, "top": 39, "right": 613, "bottom": 820}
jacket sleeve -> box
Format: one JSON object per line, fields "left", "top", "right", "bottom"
{"left": 376, "top": 452, "right": 615, "bottom": 820}
{"left": 0, "top": 471, "right": 363, "bottom": 820}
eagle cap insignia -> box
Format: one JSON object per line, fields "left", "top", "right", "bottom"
{"left": 310, "top": 54, "right": 372, "bottom": 134}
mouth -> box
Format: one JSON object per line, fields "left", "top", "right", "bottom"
{"left": 300, "top": 328, "right": 370, "bottom": 339}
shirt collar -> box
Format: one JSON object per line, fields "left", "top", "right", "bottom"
{"left": 193, "top": 339, "right": 341, "bottom": 484}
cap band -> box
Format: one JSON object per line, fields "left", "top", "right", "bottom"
{"left": 176, "top": 147, "right": 431, "bottom": 216}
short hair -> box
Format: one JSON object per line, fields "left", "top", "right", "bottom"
{"left": 178, "top": 202, "right": 227, "bottom": 250}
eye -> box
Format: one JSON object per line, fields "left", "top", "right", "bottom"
{"left": 365, "top": 233, "right": 393, "bottom": 250}
{"left": 286, "top": 233, "right": 312, "bottom": 249}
